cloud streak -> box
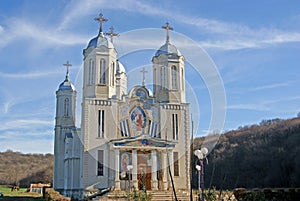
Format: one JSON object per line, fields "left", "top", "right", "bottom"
{"left": 0, "top": 119, "right": 54, "bottom": 132}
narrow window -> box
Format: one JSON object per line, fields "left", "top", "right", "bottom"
{"left": 88, "top": 60, "right": 92, "bottom": 84}
{"left": 98, "top": 110, "right": 105, "bottom": 138}
{"left": 111, "top": 62, "right": 115, "bottom": 86}
{"left": 181, "top": 68, "right": 184, "bottom": 91}
{"left": 171, "top": 66, "right": 177, "bottom": 90}
{"left": 64, "top": 98, "right": 69, "bottom": 117}
{"left": 88, "top": 60, "right": 95, "bottom": 84}
{"left": 173, "top": 152, "right": 179, "bottom": 176}
{"left": 160, "top": 67, "right": 164, "bottom": 90}
{"left": 120, "top": 122, "right": 124, "bottom": 137}
{"left": 148, "top": 120, "right": 152, "bottom": 136}
{"left": 154, "top": 68, "right": 156, "bottom": 89}
{"left": 101, "top": 110, "right": 105, "bottom": 137}
{"left": 164, "top": 67, "right": 168, "bottom": 89}
{"left": 97, "top": 150, "right": 104, "bottom": 176}
{"left": 91, "top": 60, "right": 95, "bottom": 84}
{"left": 172, "top": 113, "right": 178, "bottom": 140}
{"left": 125, "top": 119, "right": 130, "bottom": 137}
{"left": 100, "top": 59, "right": 106, "bottom": 84}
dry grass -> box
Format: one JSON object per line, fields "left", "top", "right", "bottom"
{"left": 0, "top": 187, "right": 44, "bottom": 201}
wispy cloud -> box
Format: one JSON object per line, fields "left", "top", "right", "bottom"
{"left": 227, "top": 103, "right": 270, "bottom": 111}
{"left": 0, "top": 70, "right": 61, "bottom": 79}
{"left": 0, "top": 25, "right": 4, "bottom": 34}
{"left": 0, "top": 18, "right": 87, "bottom": 49}
{"left": 0, "top": 119, "right": 54, "bottom": 131}
{"left": 250, "top": 82, "right": 289, "bottom": 91}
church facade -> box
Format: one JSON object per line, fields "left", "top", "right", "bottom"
{"left": 53, "top": 14, "right": 191, "bottom": 199}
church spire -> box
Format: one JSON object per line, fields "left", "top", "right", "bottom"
{"left": 162, "top": 22, "right": 173, "bottom": 44}
{"left": 94, "top": 13, "right": 108, "bottom": 35}
{"left": 63, "top": 60, "right": 72, "bottom": 81}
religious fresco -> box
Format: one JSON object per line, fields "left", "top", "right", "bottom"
{"left": 130, "top": 106, "right": 147, "bottom": 134}
{"left": 114, "top": 138, "right": 174, "bottom": 148}
{"left": 120, "top": 151, "right": 131, "bottom": 173}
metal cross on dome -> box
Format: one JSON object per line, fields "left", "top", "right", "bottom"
{"left": 162, "top": 22, "right": 174, "bottom": 43}
{"left": 63, "top": 61, "right": 72, "bottom": 79}
{"left": 140, "top": 67, "right": 148, "bottom": 86}
{"left": 105, "top": 26, "right": 119, "bottom": 43}
{"left": 94, "top": 13, "right": 108, "bottom": 33}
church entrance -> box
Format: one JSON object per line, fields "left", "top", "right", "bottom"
{"left": 137, "top": 151, "right": 151, "bottom": 190}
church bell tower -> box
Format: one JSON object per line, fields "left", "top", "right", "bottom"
{"left": 54, "top": 61, "right": 77, "bottom": 192}
{"left": 82, "top": 13, "right": 119, "bottom": 99}
{"left": 152, "top": 23, "right": 186, "bottom": 103}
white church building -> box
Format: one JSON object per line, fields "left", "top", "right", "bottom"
{"left": 54, "top": 13, "right": 191, "bottom": 199}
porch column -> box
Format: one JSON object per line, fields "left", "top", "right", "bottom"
{"left": 162, "top": 151, "right": 168, "bottom": 190}
{"left": 132, "top": 150, "right": 138, "bottom": 189}
{"left": 168, "top": 150, "right": 174, "bottom": 189}
{"left": 114, "top": 149, "right": 120, "bottom": 190}
{"left": 151, "top": 150, "right": 158, "bottom": 190}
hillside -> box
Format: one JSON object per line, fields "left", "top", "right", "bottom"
{"left": 192, "top": 117, "right": 300, "bottom": 190}
{"left": 0, "top": 151, "right": 53, "bottom": 187}
{"left": 1, "top": 117, "right": 299, "bottom": 190}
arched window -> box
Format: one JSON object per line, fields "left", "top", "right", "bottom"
{"left": 100, "top": 59, "right": 106, "bottom": 84}
{"left": 160, "top": 66, "right": 168, "bottom": 90}
{"left": 88, "top": 59, "right": 95, "bottom": 84}
{"left": 64, "top": 98, "right": 69, "bottom": 117}
{"left": 171, "top": 66, "right": 177, "bottom": 90}
{"left": 91, "top": 60, "right": 95, "bottom": 84}
{"left": 181, "top": 68, "right": 184, "bottom": 91}
{"left": 160, "top": 67, "right": 164, "bottom": 90}
{"left": 164, "top": 67, "right": 168, "bottom": 89}
{"left": 111, "top": 62, "right": 115, "bottom": 86}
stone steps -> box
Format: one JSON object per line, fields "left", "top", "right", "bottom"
{"left": 95, "top": 190, "right": 190, "bottom": 201}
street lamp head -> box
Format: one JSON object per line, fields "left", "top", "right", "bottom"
{"left": 200, "top": 147, "right": 208, "bottom": 155}
{"left": 194, "top": 149, "right": 201, "bottom": 157}
{"left": 194, "top": 149, "right": 204, "bottom": 159}
{"left": 195, "top": 165, "right": 201, "bottom": 171}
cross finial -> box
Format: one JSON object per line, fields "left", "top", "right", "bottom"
{"left": 162, "top": 22, "right": 173, "bottom": 43}
{"left": 105, "top": 26, "right": 119, "bottom": 43}
{"left": 63, "top": 61, "right": 72, "bottom": 80}
{"left": 94, "top": 13, "right": 108, "bottom": 34}
{"left": 140, "top": 67, "right": 148, "bottom": 86}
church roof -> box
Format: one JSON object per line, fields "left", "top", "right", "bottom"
{"left": 87, "top": 33, "right": 115, "bottom": 49}
{"left": 129, "top": 85, "right": 153, "bottom": 98}
{"left": 116, "top": 60, "right": 126, "bottom": 74}
{"left": 58, "top": 78, "right": 76, "bottom": 91}
{"left": 155, "top": 42, "right": 182, "bottom": 57}
{"left": 58, "top": 61, "right": 76, "bottom": 91}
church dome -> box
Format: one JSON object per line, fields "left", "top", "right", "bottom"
{"left": 87, "top": 33, "right": 114, "bottom": 49}
{"left": 155, "top": 42, "right": 182, "bottom": 57}
{"left": 58, "top": 78, "right": 76, "bottom": 91}
{"left": 116, "top": 60, "right": 126, "bottom": 74}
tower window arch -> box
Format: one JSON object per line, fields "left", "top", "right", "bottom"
{"left": 160, "top": 66, "right": 168, "bottom": 90}
{"left": 181, "top": 68, "right": 184, "bottom": 91}
{"left": 100, "top": 59, "right": 106, "bottom": 84}
{"left": 111, "top": 61, "right": 115, "bottom": 86}
{"left": 171, "top": 65, "right": 177, "bottom": 90}
{"left": 88, "top": 59, "right": 95, "bottom": 84}
{"left": 64, "top": 98, "right": 69, "bottom": 117}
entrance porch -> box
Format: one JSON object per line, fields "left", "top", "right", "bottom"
{"left": 111, "top": 134, "right": 176, "bottom": 191}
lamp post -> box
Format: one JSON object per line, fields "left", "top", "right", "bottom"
{"left": 194, "top": 147, "right": 208, "bottom": 201}
{"left": 127, "top": 165, "right": 133, "bottom": 191}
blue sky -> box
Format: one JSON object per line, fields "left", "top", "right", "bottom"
{"left": 0, "top": 0, "right": 299, "bottom": 153}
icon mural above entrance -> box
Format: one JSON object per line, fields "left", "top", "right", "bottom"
{"left": 130, "top": 106, "right": 147, "bottom": 134}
